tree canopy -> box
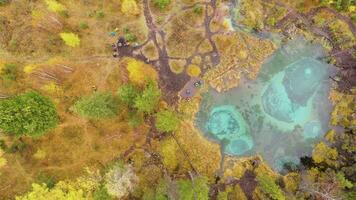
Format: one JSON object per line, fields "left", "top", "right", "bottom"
{"left": 72, "top": 92, "right": 118, "bottom": 119}
{"left": 177, "top": 177, "right": 209, "bottom": 200}
{"left": 134, "top": 80, "right": 161, "bottom": 114}
{"left": 117, "top": 83, "right": 139, "bottom": 106}
{"left": 155, "top": 109, "right": 180, "bottom": 132}
{"left": 257, "top": 174, "right": 285, "bottom": 200}
{"left": 0, "top": 91, "right": 58, "bottom": 136}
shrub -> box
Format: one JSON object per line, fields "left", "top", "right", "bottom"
{"left": 59, "top": 32, "right": 80, "bottom": 47}
{"left": 121, "top": 0, "right": 140, "bottom": 16}
{"left": 0, "top": 91, "right": 58, "bottom": 136}
{"left": 79, "top": 22, "right": 89, "bottom": 30}
{"left": 187, "top": 64, "right": 201, "bottom": 77}
{"left": 155, "top": 109, "right": 180, "bottom": 132}
{"left": 154, "top": 0, "right": 171, "bottom": 10}
{"left": 193, "top": 5, "right": 203, "bottom": 15}
{"left": 0, "top": 63, "right": 18, "bottom": 81}
{"left": 95, "top": 10, "right": 105, "bottom": 19}
{"left": 45, "top": 0, "right": 66, "bottom": 13}
{"left": 134, "top": 80, "right": 161, "bottom": 114}
{"left": 72, "top": 92, "right": 118, "bottom": 119}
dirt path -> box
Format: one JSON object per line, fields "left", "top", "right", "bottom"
{"left": 114, "top": 0, "right": 223, "bottom": 104}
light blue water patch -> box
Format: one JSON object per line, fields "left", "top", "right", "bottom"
{"left": 204, "top": 105, "right": 253, "bottom": 155}
{"left": 261, "top": 58, "right": 329, "bottom": 124}
{"left": 195, "top": 38, "right": 335, "bottom": 172}
{"left": 303, "top": 121, "right": 322, "bottom": 139}
{"left": 274, "top": 155, "right": 300, "bottom": 172}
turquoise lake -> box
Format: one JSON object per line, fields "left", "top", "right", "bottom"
{"left": 196, "top": 38, "right": 335, "bottom": 172}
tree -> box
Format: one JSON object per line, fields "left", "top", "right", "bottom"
{"left": 134, "top": 80, "right": 161, "bottom": 114}
{"left": 177, "top": 176, "right": 209, "bottom": 200}
{"left": 16, "top": 169, "right": 102, "bottom": 200}
{"left": 312, "top": 142, "right": 338, "bottom": 166}
{"left": 154, "top": 0, "right": 171, "bottom": 10}
{"left": 117, "top": 83, "right": 139, "bottom": 106}
{"left": 59, "top": 32, "right": 80, "bottom": 47}
{"left": 257, "top": 174, "right": 285, "bottom": 200}
{"left": 45, "top": 0, "right": 66, "bottom": 12}
{"left": 0, "top": 91, "right": 58, "bottom": 136}
{"left": 104, "top": 163, "right": 138, "bottom": 199}
{"left": 155, "top": 109, "right": 180, "bottom": 132}
{"left": 72, "top": 92, "right": 118, "bottom": 119}
{"left": 126, "top": 58, "right": 157, "bottom": 86}
{"left": 121, "top": 0, "right": 140, "bottom": 16}
{"left": 93, "top": 186, "right": 112, "bottom": 200}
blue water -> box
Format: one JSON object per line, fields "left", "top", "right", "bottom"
{"left": 196, "top": 38, "right": 335, "bottom": 172}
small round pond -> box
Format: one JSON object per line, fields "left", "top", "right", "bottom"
{"left": 195, "top": 38, "right": 335, "bottom": 172}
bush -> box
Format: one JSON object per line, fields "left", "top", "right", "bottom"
{"left": 0, "top": 91, "right": 58, "bottom": 136}
{"left": 95, "top": 10, "right": 105, "bottom": 19}
{"left": 154, "top": 0, "right": 171, "bottom": 10}
{"left": 59, "top": 32, "right": 80, "bottom": 47}
{"left": 45, "top": 0, "right": 66, "bottom": 13}
{"left": 72, "top": 92, "right": 118, "bottom": 119}
{"left": 155, "top": 109, "right": 180, "bottom": 132}
{"left": 0, "top": 63, "right": 19, "bottom": 81}
{"left": 121, "top": 0, "right": 140, "bottom": 16}
{"left": 193, "top": 5, "right": 203, "bottom": 15}
{"left": 79, "top": 22, "right": 89, "bottom": 30}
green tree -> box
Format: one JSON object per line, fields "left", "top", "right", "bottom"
{"left": 93, "top": 186, "right": 112, "bottom": 200}
{"left": 154, "top": 0, "right": 171, "bottom": 10}
{"left": 117, "top": 83, "right": 139, "bottom": 106}
{"left": 0, "top": 91, "right": 58, "bottom": 136}
{"left": 134, "top": 80, "right": 161, "bottom": 114}
{"left": 72, "top": 92, "right": 118, "bottom": 119}
{"left": 177, "top": 177, "right": 209, "bottom": 200}
{"left": 257, "top": 174, "right": 285, "bottom": 200}
{"left": 155, "top": 109, "right": 180, "bottom": 132}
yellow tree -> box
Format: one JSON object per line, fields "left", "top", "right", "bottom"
{"left": 121, "top": 0, "right": 140, "bottom": 16}
{"left": 59, "top": 33, "right": 80, "bottom": 47}
{"left": 126, "top": 58, "right": 157, "bottom": 86}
